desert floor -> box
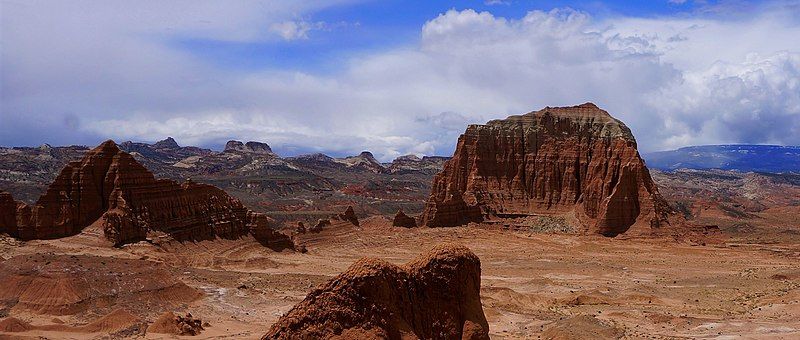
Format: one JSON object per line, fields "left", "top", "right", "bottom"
{"left": 1, "top": 217, "right": 799, "bottom": 339}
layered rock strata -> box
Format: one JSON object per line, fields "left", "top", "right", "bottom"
{"left": 0, "top": 140, "right": 294, "bottom": 248}
{"left": 422, "top": 103, "right": 670, "bottom": 236}
{"left": 263, "top": 243, "right": 489, "bottom": 339}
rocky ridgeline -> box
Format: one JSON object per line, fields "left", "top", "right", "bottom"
{"left": 263, "top": 244, "right": 489, "bottom": 339}
{"left": 422, "top": 103, "right": 671, "bottom": 236}
{"left": 0, "top": 140, "right": 296, "bottom": 249}
{"left": 387, "top": 155, "right": 450, "bottom": 174}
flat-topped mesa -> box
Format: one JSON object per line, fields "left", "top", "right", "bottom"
{"left": 421, "top": 103, "right": 671, "bottom": 236}
{"left": 224, "top": 140, "right": 275, "bottom": 155}
{"left": 0, "top": 140, "right": 294, "bottom": 249}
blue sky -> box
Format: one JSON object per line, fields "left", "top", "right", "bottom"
{"left": 2, "top": 0, "right": 799, "bottom": 160}
{"left": 177, "top": 0, "right": 712, "bottom": 73}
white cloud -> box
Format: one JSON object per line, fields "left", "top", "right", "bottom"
{"left": 270, "top": 20, "right": 327, "bottom": 40}
{"left": 485, "top": 0, "right": 512, "bottom": 6}
{"left": 2, "top": 2, "right": 800, "bottom": 161}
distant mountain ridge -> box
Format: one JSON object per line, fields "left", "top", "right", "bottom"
{"left": 644, "top": 145, "right": 800, "bottom": 173}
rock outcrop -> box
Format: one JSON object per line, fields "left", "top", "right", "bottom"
{"left": 153, "top": 137, "right": 180, "bottom": 150}
{"left": 224, "top": 140, "right": 275, "bottom": 155}
{"left": 147, "top": 312, "right": 206, "bottom": 336}
{"left": 392, "top": 209, "right": 417, "bottom": 228}
{"left": 422, "top": 103, "right": 670, "bottom": 236}
{"left": 388, "top": 155, "right": 451, "bottom": 174}
{"left": 0, "top": 191, "right": 19, "bottom": 237}
{"left": 263, "top": 243, "right": 489, "bottom": 339}
{"left": 0, "top": 140, "right": 295, "bottom": 249}
{"left": 335, "top": 151, "right": 386, "bottom": 173}
{"left": 308, "top": 219, "right": 331, "bottom": 233}
{"left": 337, "top": 206, "right": 359, "bottom": 226}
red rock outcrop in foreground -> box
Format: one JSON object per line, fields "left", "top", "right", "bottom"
{"left": 422, "top": 103, "right": 671, "bottom": 236}
{"left": 0, "top": 140, "right": 294, "bottom": 249}
{"left": 263, "top": 243, "right": 489, "bottom": 339}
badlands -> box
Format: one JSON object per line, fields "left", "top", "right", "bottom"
{"left": 0, "top": 104, "right": 799, "bottom": 339}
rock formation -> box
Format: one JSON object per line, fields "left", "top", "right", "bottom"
{"left": 247, "top": 212, "right": 297, "bottom": 251}
{"left": 308, "top": 219, "right": 331, "bottom": 233}
{"left": 153, "top": 137, "right": 180, "bottom": 149}
{"left": 263, "top": 243, "right": 489, "bottom": 339}
{"left": 392, "top": 209, "right": 417, "bottom": 228}
{"left": 422, "top": 103, "right": 670, "bottom": 236}
{"left": 388, "top": 155, "right": 451, "bottom": 174}
{"left": 337, "top": 206, "right": 359, "bottom": 226}
{"left": 0, "top": 140, "right": 295, "bottom": 249}
{"left": 0, "top": 191, "right": 19, "bottom": 237}
{"left": 335, "top": 151, "right": 386, "bottom": 173}
{"left": 224, "top": 140, "right": 275, "bottom": 155}
{"left": 147, "top": 312, "right": 206, "bottom": 336}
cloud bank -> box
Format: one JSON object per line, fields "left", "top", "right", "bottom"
{"left": 2, "top": 1, "right": 799, "bottom": 161}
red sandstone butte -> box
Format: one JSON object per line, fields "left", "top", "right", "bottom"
{"left": 0, "top": 140, "right": 294, "bottom": 249}
{"left": 263, "top": 243, "right": 489, "bottom": 339}
{"left": 421, "top": 103, "right": 670, "bottom": 236}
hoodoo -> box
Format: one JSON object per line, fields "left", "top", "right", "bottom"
{"left": 263, "top": 243, "right": 489, "bottom": 339}
{"left": 421, "top": 103, "right": 670, "bottom": 236}
{"left": 0, "top": 140, "right": 295, "bottom": 248}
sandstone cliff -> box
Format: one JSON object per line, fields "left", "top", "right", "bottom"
{"left": 263, "top": 243, "right": 489, "bottom": 339}
{"left": 422, "top": 103, "right": 670, "bottom": 236}
{"left": 0, "top": 140, "right": 295, "bottom": 248}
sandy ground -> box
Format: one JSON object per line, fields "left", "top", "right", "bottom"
{"left": 1, "top": 217, "right": 799, "bottom": 339}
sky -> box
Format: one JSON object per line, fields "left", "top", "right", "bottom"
{"left": 2, "top": 0, "right": 799, "bottom": 161}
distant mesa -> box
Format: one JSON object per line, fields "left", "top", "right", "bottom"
{"left": 335, "top": 151, "right": 386, "bottom": 173}
{"left": 388, "top": 154, "right": 451, "bottom": 174}
{"left": 0, "top": 140, "right": 296, "bottom": 250}
{"left": 153, "top": 136, "right": 180, "bottom": 149}
{"left": 264, "top": 243, "right": 489, "bottom": 339}
{"left": 422, "top": 103, "right": 671, "bottom": 236}
{"left": 644, "top": 144, "right": 800, "bottom": 173}
{"left": 224, "top": 140, "right": 275, "bottom": 155}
